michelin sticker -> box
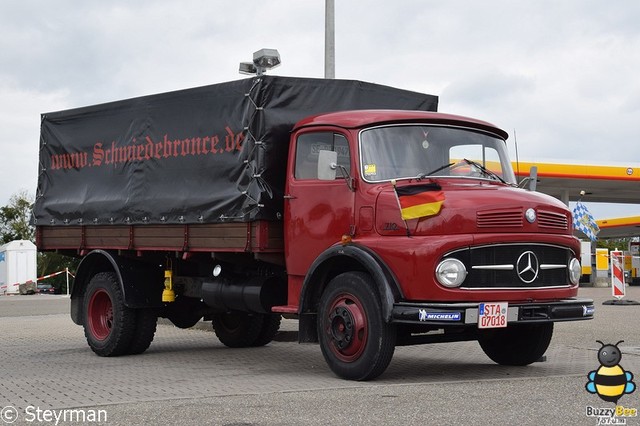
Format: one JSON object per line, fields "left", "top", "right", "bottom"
{"left": 418, "top": 310, "right": 461, "bottom": 322}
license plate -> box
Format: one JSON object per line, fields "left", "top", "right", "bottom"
{"left": 478, "top": 302, "right": 508, "bottom": 329}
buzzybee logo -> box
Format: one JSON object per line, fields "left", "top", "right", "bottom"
{"left": 586, "top": 341, "right": 636, "bottom": 403}
{"left": 584, "top": 341, "right": 637, "bottom": 425}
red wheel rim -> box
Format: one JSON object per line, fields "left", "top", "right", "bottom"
{"left": 87, "top": 288, "right": 113, "bottom": 341}
{"left": 325, "top": 292, "right": 368, "bottom": 362}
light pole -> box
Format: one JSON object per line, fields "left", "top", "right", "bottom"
{"left": 325, "top": 0, "right": 335, "bottom": 79}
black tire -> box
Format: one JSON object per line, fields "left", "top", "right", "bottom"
{"left": 212, "top": 312, "right": 264, "bottom": 348}
{"left": 83, "top": 272, "right": 135, "bottom": 357}
{"left": 478, "top": 322, "right": 554, "bottom": 366}
{"left": 317, "top": 272, "right": 396, "bottom": 381}
{"left": 127, "top": 308, "right": 157, "bottom": 355}
{"left": 251, "top": 314, "right": 282, "bottom": 347}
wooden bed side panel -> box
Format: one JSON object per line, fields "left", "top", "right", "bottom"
{"left": 36, "top": 221, "right": 284, "bottom": 253}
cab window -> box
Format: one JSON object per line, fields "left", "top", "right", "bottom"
{"left": 295, "top": 133, "right": 350, "bottom": 179}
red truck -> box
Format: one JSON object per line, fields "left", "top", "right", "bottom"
{"left": 34, "top": 76, "right": 594, "bottom": 380}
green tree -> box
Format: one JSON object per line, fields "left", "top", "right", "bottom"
{"left": 1, "top": 191, "right": 78, "bottom": 293}
{"left": 0, "top": 190, "right": 34, "bottom": 243}
{"left": 38, "top": 252, "right": 79, "bottom": 294}
{"left": 596, "top": 237, "right": 634, "bottom": 252}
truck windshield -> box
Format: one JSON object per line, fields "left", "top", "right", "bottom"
{"left": 359, "top": 124, "right": 517, "bottom": 184}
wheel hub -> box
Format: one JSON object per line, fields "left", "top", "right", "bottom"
{"left": 88, "top": 289, "right": 113, "bottom": 341}
{"left": 329, "top": 306, "right": 355, "bottom": 349}
{"left": 326, "top": 294, "right": 368, "bottom": 362}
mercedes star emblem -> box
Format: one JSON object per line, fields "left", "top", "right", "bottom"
{"left": 516, "top": 251, "right": 539, "bottom": 283}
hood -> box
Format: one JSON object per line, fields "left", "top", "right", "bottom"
{"left": 375, "top": 180, "right": 571, "bottom": 237}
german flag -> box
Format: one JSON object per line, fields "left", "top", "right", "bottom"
{"left": 394, "top": 182, "right": 445, "bottom": 220}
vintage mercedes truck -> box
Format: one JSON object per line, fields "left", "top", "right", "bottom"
{"left": 34, "top": 76, "right": 594, "bottom": 380}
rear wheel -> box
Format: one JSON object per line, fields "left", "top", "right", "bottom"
{"left": 478, "top": 323, "right": 554, "bottom": 366}
{"left": 83, "top": 272, "right": 135, "bottom": 356}
{"left": 127, "top": 308, "right": 157, "bottom": 355}
{"left": 317, "top": 272, "right": 396, "bottom": 381}
{"left": 212, "top": 312, "right": 264, "bottom": 348}
{"left": 251, "top": 314, "right": 282, "bottom": 347}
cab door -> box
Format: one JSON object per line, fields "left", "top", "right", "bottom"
{"left": 284, "top": 131, "right": 355, "bottom": 278}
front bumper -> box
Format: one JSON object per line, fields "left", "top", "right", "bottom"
{"left": 392, "top": 297, "right": 594, "bottom": 326}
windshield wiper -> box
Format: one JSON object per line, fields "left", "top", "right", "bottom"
{"left": 462, "top": 158, "right": 507, "bottom": 184}
{"left": 418, "top": 159, "right": 508, "bottom": 184}
{"left": 418, "top": 162, "right": 454, "bottom": 179}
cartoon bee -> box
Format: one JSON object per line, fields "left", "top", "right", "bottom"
{"left": 586, "top": 340, "right": 636, "bottom": 403}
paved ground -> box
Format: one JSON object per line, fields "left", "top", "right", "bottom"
{"left": 0, "top": 287, "right": 638, "bottom": 425}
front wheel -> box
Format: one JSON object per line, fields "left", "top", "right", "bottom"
{"left": 478, "top": 322, "right": 554, "bottom": 366}
{"left": 317, "top": 272, "right": 396, "bottom": 381}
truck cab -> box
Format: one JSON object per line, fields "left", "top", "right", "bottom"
{"left": 283, "top": 110, "right": 593, "bottom": 380}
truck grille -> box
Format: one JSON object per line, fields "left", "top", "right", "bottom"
{"left": 476, "top": 209, "right": 568, "bottom": 231}
{"left": 476, "top": 208, "right": 522, "bottom": 228}
{"left": 537, "top": 210, "right": 568, "bottom": 230}
{"left": 445, "top": 243, "right": 574, "bottom": 289}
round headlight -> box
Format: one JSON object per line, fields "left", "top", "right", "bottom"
{"left": 569, "top": 258, "right": 581, "bottom": 285}
{"left": 435, "top": 258, "right": 467, "bottom": 288}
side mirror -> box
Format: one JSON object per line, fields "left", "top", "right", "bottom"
{"left": 318, "top": 150, "right": 337, "bottom": 180}
{"left": 528, "top": 166, "right": 538, "bottom": 191}
{"left": 518, "top": 165, "right": 539, "bottom": 191}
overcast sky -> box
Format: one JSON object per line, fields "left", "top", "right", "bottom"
{"left": 1, "top": 1, "right": 638, "bottom": 219}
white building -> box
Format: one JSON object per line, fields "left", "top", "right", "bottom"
{"left": 0, "top": 240, "right": 37, "bottom": 295}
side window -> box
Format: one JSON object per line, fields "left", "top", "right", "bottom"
{"left": 295, "top": 132, "right": 350, "bottom": 180}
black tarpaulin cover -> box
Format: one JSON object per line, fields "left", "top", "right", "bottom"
{"left": 34, "top": 76, "right": 438, "bottom": 225}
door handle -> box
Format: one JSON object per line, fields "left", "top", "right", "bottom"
{"left": 283, "top": 194, "right": 297, "bottom": 200}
